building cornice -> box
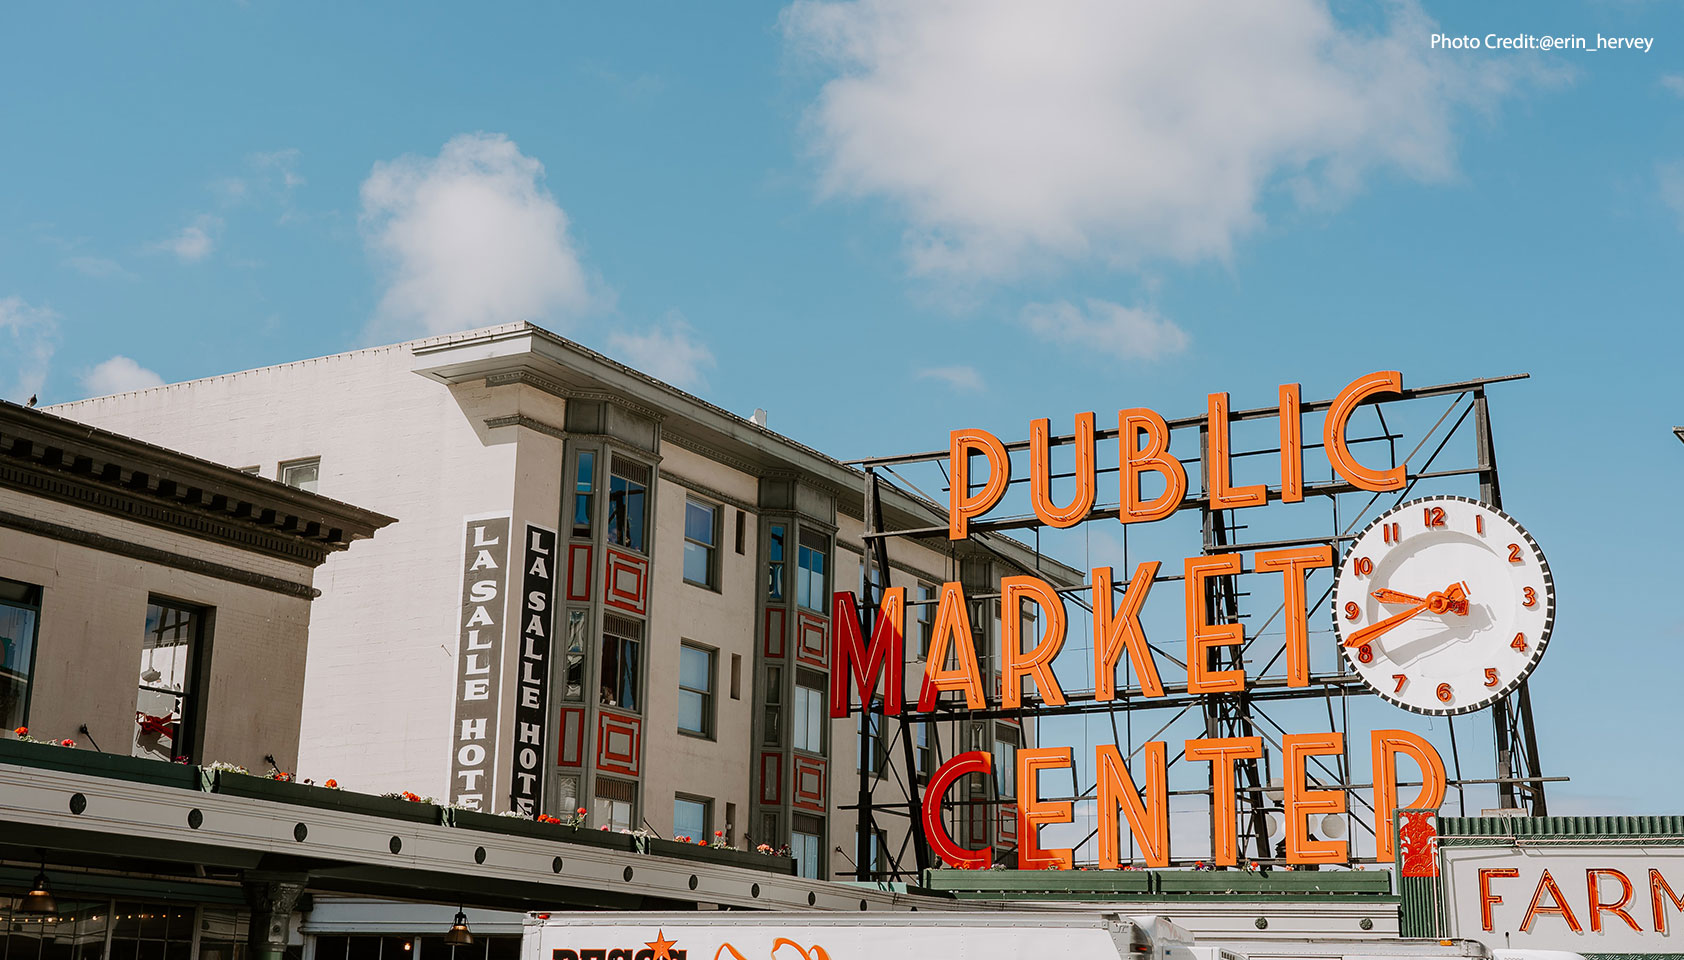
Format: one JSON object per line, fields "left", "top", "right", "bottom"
{"left": 483, "top": 415, "right": 567, "bottom": 441}
{"left": 0, "top": 401, "right": 394, "bottom": 566}
{"left": 658, "top": 468, "right": 756, "bottom": 516}
{"left": 663, "top": 431, "right": 762, "bottom": 478}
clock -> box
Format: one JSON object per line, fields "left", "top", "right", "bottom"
{"left": 1332, "top": 496, "right": 1553, "bottom": 716}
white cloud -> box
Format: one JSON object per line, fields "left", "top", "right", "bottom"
{"left": 80, "top": 356, "right": 165, "bottom": 397}
{"left": 916, "top": 365, "right": 983, "bottom": 392}
{"left": 0, "top": 297, "right": 59, "bottom": 402}
{"left": 607, "top": 318, "right": 716, "bottom": 390}
{"left": 1021, "top": 299, "right": 1188, "bottom": 361}
{"left": 360, "top": 133, "right": 592, "bottom": 339}
{"left": 157, "top": 214, "right": 222, "bottom": 263}
{"left": 1663, "top": 74, "right": 1684, "bottom": 98}
{"left": 64, "top": 256, "right": 136, "bottom": 280}
{"left": 783, "top": 0, "right": 1547, "bottom": 278}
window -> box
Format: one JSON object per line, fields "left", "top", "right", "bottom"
{"left": 915, "top": 722, "right": 933, "bottom": 781}
{"left": 792, "top": 672, "right": 826, "bottom": 755}
{"left": 730, "top": 653, "right": 742, "bottom": 700}
{"left": 674, "top": 795, "right": 710, "bottom": 843}
{"left": 279, "top": 458, "right": 320, "bottom": 493}
{"left": 683, "top": 499, "right": 718, "bottom": 588}
{"left": 594, "top": 777, "right": 637, "bottom": 832}
{"left": 734, "top": 510, "right": 746, "bottom": 555}
{"left": 914, "top": 582, "right": 936, "bottom": 658}
{"left": 572, "top": 451, "right": 595, "bottom": 538}
{"left": 606, "top": 460, "right": 649, "bottom": 553}
{"left": 796, "top": 530, "right": 828, "bottom": 611}
{"left": 677, "top": 642, "right": 715, "bottom": 738}
{"left": 563, "top": 610, "right": 587, "bottom": 701}
{"left": 762, "top": 665, "right": 783, "bottom": 746}
{"left": 792, "top": 814, "right": 824, "bottom": 880}
{"left": 766, "top": 524, "right": 785, "bottom": 600}
{"left": 857, "top": 706, "right": 886, "bottom": 774}
{"left": 855, "top": 826, "right": 886, "bottom": 877}
{"left": 993, "top": 726, "right": 1020, "bottom": 799}
{"left": 599, "top": 614, "right": 642, "bottom": 712}
{"left": 0, "top": 578, "right": 42, "bottom": 730}
{"left": 134, "top": 599, "right": 207, "bottom": 762}
{"left": 557, "top": 774, "right": 581, "bottom": 815}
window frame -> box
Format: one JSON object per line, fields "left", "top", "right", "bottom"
{"left": 594, "top": 775, "right": 638, "bottom": 832}
{"left": 0, "top": 577, "right": 44, "bottom": 731}
{"left": 673, "top": 793, "right": 712, "bottom": 844}
{"left": 599, "top": 615, "right": 643, "bottom": 713}
{"left": 278, "top": 457, "right": 321, "bottom": 493}
{"left": 792, "top": 670, "right": 827, "bottom": 756}
{"left": 682, "top": 497, "right": 720, "bottom": 590}
{"left": 791, "top": 813, "right": 825, "bottom": 880}
{"left": 134, "top": 596, "right": 213, "bottom": 763}
{"left": 676, "top": 640, "right": 717, "bottom": 740}
{"left": 795, "top": 530, "right": 829, "bottom": 612}
{"left": 571, "top": 449, "right": 596, "bottom": 540}
{"left": 606, "top": 457, "right": 651, "bottom": 554}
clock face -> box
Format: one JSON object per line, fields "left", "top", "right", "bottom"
{"left": 1332, "top": 496, "right": 1553, "bottom": 716}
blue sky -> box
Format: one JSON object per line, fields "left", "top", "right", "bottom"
{"left": 3, "top": 2, "right": 1683, "bottom": 822}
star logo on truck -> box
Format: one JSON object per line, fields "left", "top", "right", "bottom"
{"left": 644, "top": 931, "right": 679, "bottom": 960}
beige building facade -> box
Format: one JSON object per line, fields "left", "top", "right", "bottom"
{"left": 52, "top": 323, "right": 1070, "bottom": 880}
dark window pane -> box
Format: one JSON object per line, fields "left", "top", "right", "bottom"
{"left": 134, "top": 941, "right": 164, "bottom": 960}
{"left": 0, "top": 598, "right": 39, "bottom": 731}
{"left": 310, "top": 937, "right": 348, "bottom": 960}
{"left": 485, "top": 937, "right": 521, "bottom": 960}
{"left": 572, "top": 452, "right": 594, "bottom": 538}
{"left": 345, "top": 936, "right": 383, "bottom": 960}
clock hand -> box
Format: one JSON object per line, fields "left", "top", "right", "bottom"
{"left": 1371, "top": 588, "right": 1425, "bottom": 605}
{"left": 1345, "top": 600, "right": 1428, "bottom": 647}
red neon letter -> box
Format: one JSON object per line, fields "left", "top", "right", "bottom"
{"left": 917, "top": 581, "right": 987, "bottom": 711}
{"left": 1256, "top": 545, "right": 1333, "bottom": 688}
{"left": 1119, "top": 408, "right": 1186, "bottom": 524}
{"left": 950, "top": 429, "right": 1010, "bottom": 540}
{"left": 830, "top": 588, "right": 904, "bottom": 719}
{"left": 1096, "top": 741, "right": 1169, "bottom": 868}
{"left": 1030, "top": 413, "right": 1096, "bottom": 528}
{"left": 1208, "top": 392, "right": 1267, "bottom": 509}
{"left": 1521, "top": 869, "right": 1583, "bottom": 933}
{"left": 1185, "top": 736, "right": 1263, "bottom": 866}
{"left": 1284, "top": 732, "right": 1346, "bottom": 865}
{"left": 1016, "top": 747, "right": 1075, "bottom": 870}
{"left": 1093, "top": 563, "right": 1164, "bottom": 700}
{"left": 1371, "top": 729, "right": 1447, "bottom": 864}
{"left": 1652, "top": 869, "right": 1684, "bottom": 933}
{"left": 1324, "top": 371, "right": 1405, "bottom": 492}
{"left": 1589, "top": 869, "right": 1640, "bottom": 933}
{"left": 1479, "top": 868, "right": 1519, "bottom": 932}
{"left": 1001, "top": 576, "right": 1067, "bottom": 709}
{"left": 922, "top": 751, "right": 993, "bottom": 869}
{"left": 1279, "top": 383, "right": 1304, "bottom": 503}
{"left": 1185, "top": 554, "right": 1245, "bottom": 694}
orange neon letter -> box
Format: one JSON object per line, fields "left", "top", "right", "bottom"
{"left": 1184, "top": 736, "right": 1263, "bottom": 866}
{"left": 1119, "top": 408, "right": 1186, "bottom": 524}
{"left": 1016, "top": 747, "right": 1075, "bottom": 870}
{"left": 1589, "top": 869, "right": 1641, "bottom": 933}
{"left": 1480, "top": 868, "right": 1520, "bottom": 931}
{"left": 1284, "top": 732, "right": 1346, "bottom": 865}
{"left": 1185, "top": 554, "right": 1245, "bottom": 694}
{"left": 1208, "top": 392, "right": 1267, "bottom": 510}
{"left": 1030, "top": 413, "right": 1095, "bottom": 528}
{"left": 1652, "top": 869, "right": 1684, "bottom": 933}
{"left": 1279, "top": 383, "right": 1304, "bottom": 503}
{"left": 1256, "top": 546, "right": 1333, "bottom": 688}
{"left": 950, "top": 429, "right": 1011, "bottom": 540}
{"left": 1096, "top": 741, "right": 1169, "bottom": 868}
{"left": 922, "top": 751, "right": 993, "bottom": 869}
{"left": 830, "top": 588, "right": 904, "bottom": 718}
{"left": 1093, "top": 563, "right": 1165, "bottom": 700}
{"left": 1323, "top": 371, "right": 1405, "bottom": 492}
{"left": 1000, "top": 576, "right": 1067, "bottom": 708}
{"left": 1522, "top": 869, "right": 1583, "bottom": 933}
{"left": 1371, "top": 729, "right": 1447, "bottom": 863}
{"left": 917, "top": 581, "right": 987, "bottom": 711}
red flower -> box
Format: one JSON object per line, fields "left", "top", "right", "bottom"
{"left": 325, "top": 779, "right": 338, "bottom": 788}
{"left": 60, "top": 739, "right": 75, "bottom": 747}
{"left": 714, "top": 830, "right": 723, "bottom": 837}
{"left": 13, "top": 727, "right": 25, "bottom": 736}
{"left": 577, "top": 807, "right": 587, "bottom": 816}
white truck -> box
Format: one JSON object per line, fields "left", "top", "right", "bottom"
{"left": 521, "top": 911, "right": 1195, "bottom": 960}
{"left": 1191, "top": 940, "right": 1584, "bottom": 960}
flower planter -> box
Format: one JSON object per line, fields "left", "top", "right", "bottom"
{"left": 206, "top": 771, "right": 448, "bottom": 825}
{"left": 923, "top": 867, "right": 1152, "bottom": 896}
{"left": 0, "top": 737, "right": 201, "bottom": 790}
{"left": 643, "top": 838, "right": 798, "bottom": 875}
{"left": 450, "top": 809, "right": 637, "bottom": 852}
